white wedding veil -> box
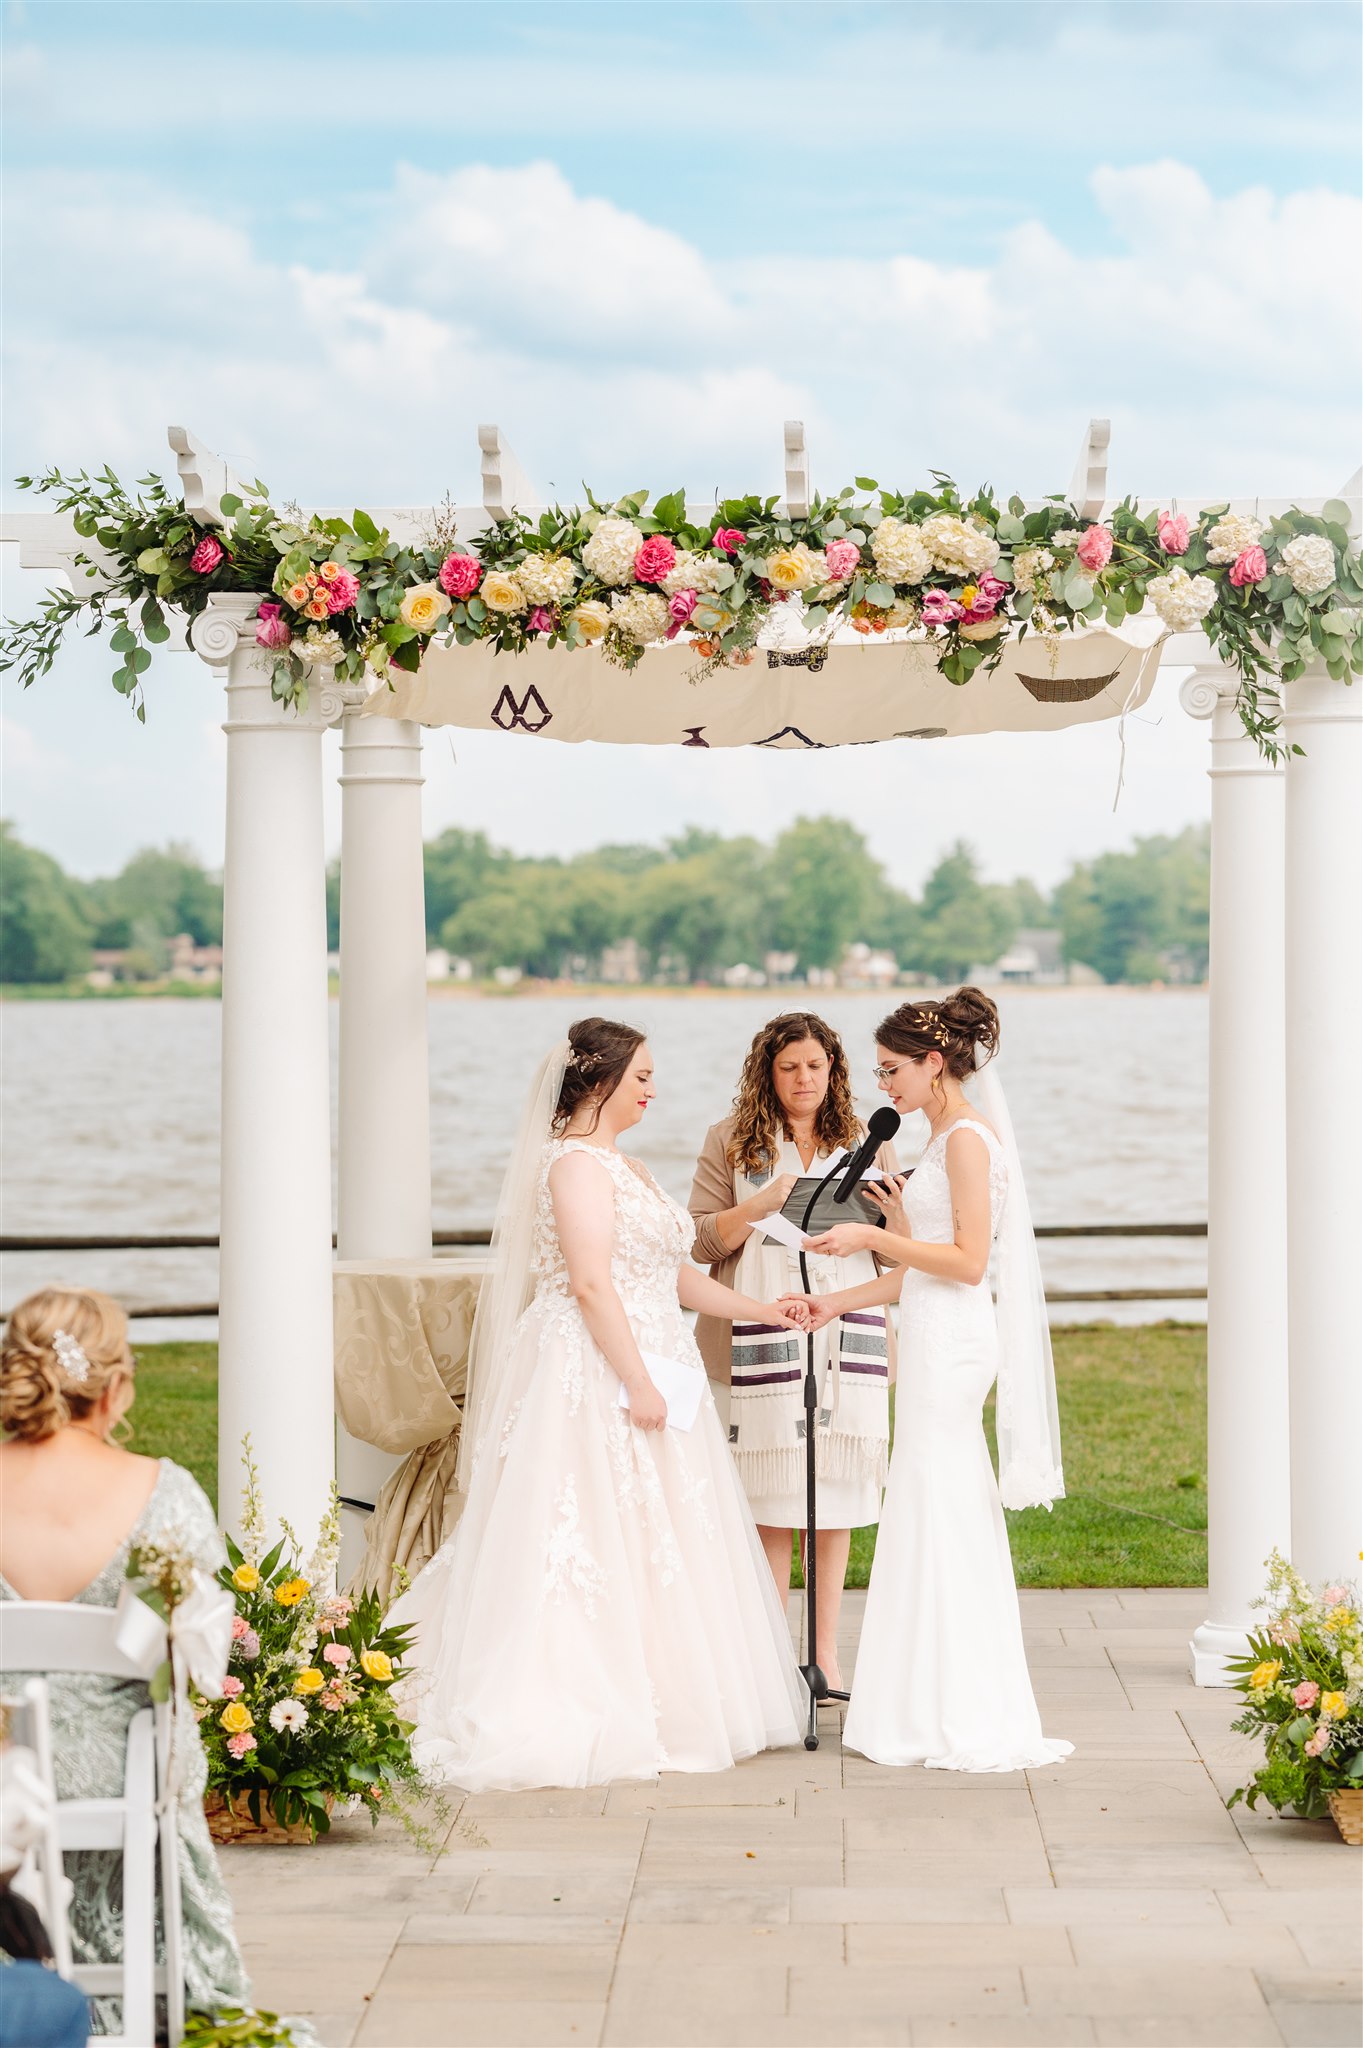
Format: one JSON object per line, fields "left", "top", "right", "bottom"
{"left": 972, "top": 1043, "right": 1065, "bottom": 1511}
{"left": 454, "top": 1040, "right": 571, "bottom": 1492}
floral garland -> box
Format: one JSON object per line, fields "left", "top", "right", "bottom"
{"left": 2, "top": 462, "right": 1360, "bottom": 756}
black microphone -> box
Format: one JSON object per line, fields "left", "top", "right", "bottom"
{"left": 831, "top": 1106, "right": 901, "bottom": 1204}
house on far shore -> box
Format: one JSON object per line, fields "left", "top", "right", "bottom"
{"left": 86, "top": 933, "right": 223, "bottom": 987}
{"left": 838, "top": 942, "right": 899, "bottom": 991}
{"left": 973, "top": 927, "right": 1072, "bottom": 986}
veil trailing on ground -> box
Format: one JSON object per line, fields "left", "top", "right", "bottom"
{"left": 454, "top": 1041, "right": 571, "bottom": 1493}
{"left": 972, "top": 1043, "right": 1065, "bottom": 1511}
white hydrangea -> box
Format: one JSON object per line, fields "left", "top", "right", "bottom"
{"left": 661, "top": 549, "right": 728, "bottom": 597}
{"left": 918, "top": 512, "right": 1001, "bottom": 578}
{"left": 1052, "top": 528, "right": 1081, "bottom": 547}
{"left": 1148, "top": 567, "right": 1218, "bottom": 631}
{"left": 581, "top": 517, "right": 644, "bottom": 586}
{"left": 1280, "top": 532, "right": 1336, "bottom": 597}
{"left": 296, "top": 626, "right": 345, "bottom": 666}
{"left": 609, "top": 589, "right": 670, "bottom": 646}
{"left": 870, "top": 517, "right": 931, "bottom": 585}
{"left": 514, "top": 552, "right": 578, "bottom": 605}
{"left": 1205, "top": 513, "right": 1265, "bottom": 565}
{"left": 1011, "top": 547, "right": 1054, "bottom": 594}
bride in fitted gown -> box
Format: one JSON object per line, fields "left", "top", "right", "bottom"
{"left": 389, "top": 1023, "right": 805, "bottom": 1791}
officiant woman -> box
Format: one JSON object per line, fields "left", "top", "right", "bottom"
{"left": 688, "top": 1013, "right": 899, "bottom": 1688}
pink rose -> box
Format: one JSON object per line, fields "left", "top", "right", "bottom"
{"left": 226, "top": 1732, "right": 257, "bottom": 1759}
{"left": 1157, "top": 511, "right": 1190, "bottom": 556}
{"left": 1304, "top": 1728, "right": 1330, "bottom": 1757}
{"left": 239, "top": 1629, "right": 260, "bottom": 1660}
{"left": 231, "top": 1614, "right": 250, "bottom": 1642}
{"left": 711, "top": 527, "right": 747, "bottom": 555}
{"left": 321, "top": 1689, "right": 346, "bottom": 1712}
{"left": 439, "top": 552, "right": 483, "bottom": 600}
{"left": 324, "top": 568, "right": 360, "bottom": 614}
{"left": 190, "top": 533, "right": 225, "bottom": 575}
{"left": 323, "top": 1642, "right": 352, "bottom": 1668}
{"left": 254, "top": 602, "right": 292, "bottom": 650}
{"left": 824, "top": 538, "right": 862, "bottom": 581}
{"left": 526, "top": 606, "right": 555, "bottom": 634}
{"left": 667, "top": 588, "right": 698, "bottom": 627}
{"left": 1229, "top": 545, "right": 1267, "bottom": 589}
{"left": 633, "top": 535, "right": 677, "bottom": 584}
{"left": 963, "top": 575, "right": 1009, "bottom": 621}
{"left": 921, "top": 589, "right": 966, "bottom": 627}
{"left": 1076, "top": 525, "right": 1114, "bottom": 571}
{"left": 1292, "top": 1680, "right": 1320, "bottom": 1708}
{"left": 220, "top": 1675, "right": 245, "bottom": 1698}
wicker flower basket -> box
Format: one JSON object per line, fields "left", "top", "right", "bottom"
{"left": 204, "top": 1789, "right": 334, "bottom": 1846}
{"left": 1018, "top": 668, "right": 1121, "bottom": 705}
{"left": 1327, "top": 1790, "right": 1363, "bottom": 1845}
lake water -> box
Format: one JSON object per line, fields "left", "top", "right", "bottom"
{"left": 1, "top": 989, "right": 1209, "bottom": 1331}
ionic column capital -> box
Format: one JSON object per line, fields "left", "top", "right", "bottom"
{"left": 189, "top": 594, "right": 261, "bottom": 666}
{"left": 1178, "top": 667, "right": 1233, "bottom": 721}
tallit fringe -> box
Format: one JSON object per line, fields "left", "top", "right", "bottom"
{"left": 732, "top": 1433, "right": 888, "bottom": 1500}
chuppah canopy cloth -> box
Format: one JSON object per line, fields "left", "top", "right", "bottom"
{"left": 363, "top": 617, "right": 1166, "bottom": 746}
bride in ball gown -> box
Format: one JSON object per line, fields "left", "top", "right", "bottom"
{"left": 795, "top": 989, "right": 1072, "bottom": 1774}
{"left": 388, "top": 1017, "right": 807, "bottom": 1791}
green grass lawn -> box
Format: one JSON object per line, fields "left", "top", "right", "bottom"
{"left": 130, "top": 1324, "right": 1207, "bottom": 1589}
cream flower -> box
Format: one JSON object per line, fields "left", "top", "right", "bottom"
{"left": 1206, "top": 513, "right": 1265, "bottom": 565}
{"left": 609, "top": 589, "right": 670, "bottom": 646}
{"left": 1011, "top": 547, "right": 1054, "bottom": 594}
{"left": 1148, "top": 567, "right": 1218, "bottom": 631}
{"left": 959, "top": 616, "right": 1004, "bottom": 642}
{"left": 764, "top": 543, "right": 828, "bottom": 592}
{"left": 481, "top": 569, "right": 528, "bottom": 614}
{"left": 870, "top": 517, "right": 931, "bottom": 585}
{"left": 919, "top": 512, "right": 1001, "bottom": 578}
{"left": 514, "top": 553, "right": 577, "bottom": 605}
{"left": 661, "top": 550, "right": 728, "bottom": 597}
{"left": 1280, "top": 532, "right": 1336, "bottom": 597}
{"left": 568, "top": 599, "right": 611, "bottom": 645}
{"left": 582, "top": 517, "right": 644, "bottom": 586}
{"left": 886, "top": 596, "right": 920, "bottom": 629}
{"left": 399, "top": 582, "right": 450, "bottom": 634}
{"left": 296, "top": 626, "right": 345, "bottom": 666}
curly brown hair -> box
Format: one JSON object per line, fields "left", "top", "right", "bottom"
{"left": 726, "top": 1012, "right": 861, "bottom": 1178}
{"left": 0, "top": 1287, "right": 133, "bottom": 1444}
{"left": 875, "top": 986, "right": 1001, "bottom": 1081}
{"left": 551, "top": 1016, "right": 647, "bottom": 1135}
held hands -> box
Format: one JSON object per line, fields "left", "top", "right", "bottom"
{"left": 803, "top": 1222, "right": 877, "bottom": 1258}
{"left": 777, "top": 1293, "right": 841, "bottom": 1333}
{"left": 747, "top": 1172, "right": 800, "bottom": 1221}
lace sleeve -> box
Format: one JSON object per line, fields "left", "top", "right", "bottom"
{"left": 147, "top": 1461, "right": 227, "bottom": 1575}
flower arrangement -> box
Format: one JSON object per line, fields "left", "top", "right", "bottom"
{"left": 1227, "top": 1550, "right": 1363, "bottom": 1831}
{"left": 199, "top": 1440, "right": 440, "bottom": 1844}
{"left": 2, "top": 462, "right": 1359, "bottom": 758}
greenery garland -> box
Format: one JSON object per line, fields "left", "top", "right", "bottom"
{"left": 2, "top": 463, "right": 1359, "bottom": 757}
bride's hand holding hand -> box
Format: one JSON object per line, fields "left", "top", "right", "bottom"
{"left": 803, "top": 1222, "right": 876, "bottom": 1258}
{"left": 766, "top": 1298, "right": 811, "bottom": 1331}
{"left": 778, "top": 1292, "right": 840, "bottom": 1333}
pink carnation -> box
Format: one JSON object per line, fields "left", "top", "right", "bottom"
{"left": 231, "top": 1614, "right": 250, "bottom": 1642}
{"left": 1157, "top": 511, "right": 1190, "bottom": 556}
{"left": 439, "top": 552, "right": 483, "bottom": 600}
{"left": 1228, "top": 545, "right": 1267, "bottom": 589}
{"left": 323, "top": 1642, "right": 352, "bottom": 1668}
{"left": 190, "top": 533, "right": 225, "bottom": 575}
{"left": 920, "top": 589, "right": 966, "bottom": 627}
{"left": 226, "top": 1732, "right": 257, "bottom": 1759}
{"left": 321, "top": 1688, "right": 346, "bottom": 1712}
{"left": 324, "top": 568, "right": 360, "bottom": 614}
{"left": 526, "top": 606, "right": 555, "bottom": 634}
{"left": 711, "top": 527, "right": 747, "bottom": 555}
{"left": 220, "top": 1675, "right": 245, "bottom": 1698}
{"left": 1076, "top": 525, "right": 1114, "bottom": 571}
{"left": 254, "top": 601, "right": 292, "bottom": 650}
{"left": 1304, "top": 1728, "right": 1330, "bottom": 1757}
{"left": 239, "top": 1629, "right": 260, "bottom": 1660}
{"left": 668, "top": 588, "right": 699, "bottom": 627}
{"left": 1292, "top": 1680, "right": 1320, "bottom": 1708}
{"left": 1323, "top": 1586, "right": 1348, "bottom": 1606}
{"left": 633, "top": 535, "right": 677, "bottom": 584}
{"left": 824, "top": 538, "right": 862, "bottom": 581}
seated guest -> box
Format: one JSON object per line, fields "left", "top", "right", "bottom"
{"left": 0, "top": 1288, "right": 252, "bottom": 2039}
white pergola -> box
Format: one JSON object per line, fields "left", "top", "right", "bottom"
{"left": 4, "top": 421, "right": 1360, "bottom": 1684}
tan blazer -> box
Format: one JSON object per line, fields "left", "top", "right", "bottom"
{"left": 687, "top": 1115, "right": 901, "bottom": 1385}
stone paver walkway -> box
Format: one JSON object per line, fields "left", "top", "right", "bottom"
{"left": 222, "top": 1590, "right": 1362, "bottom": 2048}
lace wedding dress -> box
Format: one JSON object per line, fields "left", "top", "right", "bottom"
{"left": 842, "top": 1120, "right": 1073, "bottom": 1772}
{"left": 390, "top": 1138, "right": 804, "bottom": 1790}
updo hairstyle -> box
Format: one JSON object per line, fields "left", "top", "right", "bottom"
{"left": 875, "top": 986, "right": 1001, "bottom": 1080}
{"left": 552, "top": 1017, "right": 646, "bottom": 1135}
{"left": 0, "top": 1287, "right": 133, "bottom": 1444}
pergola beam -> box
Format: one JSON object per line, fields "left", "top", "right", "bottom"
{"left": 1069, "top": 418, "right": 1111, "bottom": 522}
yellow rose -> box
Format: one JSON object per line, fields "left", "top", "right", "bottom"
{"left": 568, "top": 600, "right": 609, "bottom": 645}
{"left": 293, "top": 1668, "right": 325, "bottom": 1696}
{"left": 398, "top": 582, "right": 450, "bottom": 634}
{"left": 220, "top": 1701, "right": 253, "bottom": 1734}
{"left": 1249, "top": 1660, "right": 1283, "bottom": 1689}
{"left": 273, "top": 1577, "right": 310, "bottom": 1608}
{"left": 1320, "top": 1691, "right": 1348, "bottom": 1718}
{"left": 231, "top": 1564, "right": 261, "bottom": 1593}
{"left": 481, "top": 570, "right": 528, "bottom": 614}
{"left": 360, "top": 1649, "right": 393, "bottom": 1684}
{"left": 765, "top": 549, "right": 807, "bottom": 592}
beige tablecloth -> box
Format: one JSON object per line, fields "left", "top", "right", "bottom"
{"left": 333, "top": 1260, "right": 488, "bottom": 1600}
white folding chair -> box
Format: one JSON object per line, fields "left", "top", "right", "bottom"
{"left": 1, "top": 1677, "right": 75, "bottom": 1975}
{"left": 0, "top": 1602, "right": 185, "bottom": 2048}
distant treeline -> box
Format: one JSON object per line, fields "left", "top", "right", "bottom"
{"left": 1, "top": 816, "right": 1210, "bottom": 988}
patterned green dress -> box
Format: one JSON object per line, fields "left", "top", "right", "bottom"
{"left": 0, "top": 1458, "right": 251, "bottom": 2036}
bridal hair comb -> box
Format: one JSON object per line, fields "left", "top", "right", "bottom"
{"left": 567, "top": 1049, "right": 604, "bottom": 1072}
{"left": 913, "top": 1008, "right": 952, "bottom": 1048}
{"left": 52, "top": 1328, "right": 92, "bottom": 1384}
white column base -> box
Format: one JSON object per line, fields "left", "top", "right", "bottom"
{"left": 1189, "top": 1620, "right": 1251, "bottom": 1689}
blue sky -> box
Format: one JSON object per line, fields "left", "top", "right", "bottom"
{"left": 3, "top": 1, "right": 1360, "bottom": 887}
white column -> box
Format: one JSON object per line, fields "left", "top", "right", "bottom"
{"left": 1284, "top": 660, "right": 1363, "bottom": 1582}
{"left": 1181, "top": 668, "right": 1290, "bottom": 1684}
{"left": 193, "top": 598, "right": 336, "bottom": 1543}
{"left": 334, "top": 710, "right": 433, "bottom": 1576}
{"left": 335, "top": 712, "right": 432, "bottom": 1261}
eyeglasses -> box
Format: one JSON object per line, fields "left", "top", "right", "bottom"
{"left": 871, "top": 1063, "right": 901, "bottom": 1082}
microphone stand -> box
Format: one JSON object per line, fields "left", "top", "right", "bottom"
{"left": 796, "top": 1153, "right": 853, "bottom": 1751}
